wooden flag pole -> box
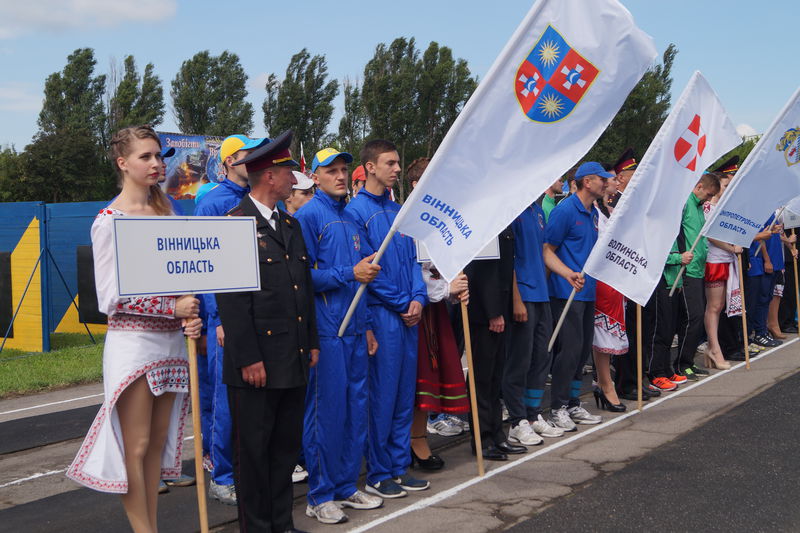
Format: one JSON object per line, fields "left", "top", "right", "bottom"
{"left": 636, "top": 304, "right": 643, "bottom": 412}
{"left": 737, "top": 254, "right": 751, "bottom": 370}
{"left": 669, "top": 233, "right": 704, "bottom": 297}
{"left": 547, "top": 284, "right": 579, "bottom": 352}
{"left": 753, "top": 206, "right": 786, "bottom": 258}
{"left": 186, "top": 336, "right": 209, "bottom": 533}
{"left": 460, "top": 298, "right": 485, "bottom": 477}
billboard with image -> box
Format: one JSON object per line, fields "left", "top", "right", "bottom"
{"left": 158, "top": 132, "right": 224, "bottom": 200}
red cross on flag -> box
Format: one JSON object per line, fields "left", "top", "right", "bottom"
{"left": 674, "top": 115, "right": 707, "bottom": 171}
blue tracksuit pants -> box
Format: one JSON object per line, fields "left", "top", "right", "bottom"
{"left": 366, "top": 306, "right": 418, "bottom": 485}
{"left": 206, "top": 326, "right": 234, "bottom": 485}
{"left": 303, "top": 334, "right": 368, "bottom": 505}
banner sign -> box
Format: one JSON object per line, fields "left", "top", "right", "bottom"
{"left": 113, "top": 216, "right": 260, "bottom": 297}
{"left": 416, "top": 237, "right": 500, "bottom": 263}
{"left": 158, "top": 132, "right": 224, "bottom": 201}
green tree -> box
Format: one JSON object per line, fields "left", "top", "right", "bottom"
{"left": 362, "top": 38, "right": 421, "bottom": 200}
{"left": 37, "top": 48, "right": 107, "bottom": 146}
{"left": 262, "top": 49, "right": 339, "bottom": 153}
{"left": 0, "top": 146, "right": 23, "bottom": 202}
{"left": 107, "top": 55, "right": 165, "bottom": 134}
{"left": 337, "top": 79, "right": 370, "bottom": 160}
{"left": 416, "top": 42, "right": 477, "bottom": 157}
{"left": 171, "top": 50, "right": 254, "bottom": 136}
{"left": 712, "top": 135, "right": 759, "bottom": 170}
{"left": 587, "top": 44, "right": 678, "bottom": 165}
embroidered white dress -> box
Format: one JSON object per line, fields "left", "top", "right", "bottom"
{"left": 66, "top": 209, "right": 190, "bottom": 493}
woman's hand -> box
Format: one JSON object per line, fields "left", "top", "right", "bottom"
{"left": 175, "top": 295, "right": 200, "bottom": 318}
{"left": 182, "top": 317, "right": 202, "bottom": 339}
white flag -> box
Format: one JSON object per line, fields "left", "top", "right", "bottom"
{"left": 702, "top": 87, "right": 800, "bottom": 246}
{"left": 583, "top": 72, "right": 740, "bottom": 306}
{"left": 783, "top": 195, "right": 800, "bottom": 230}
{"left": 391, "top": 0, "right": 656, "bottom": 281}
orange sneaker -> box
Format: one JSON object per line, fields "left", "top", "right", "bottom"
{"left": 669, "top": 373, "right": 688, "bottom": 385}
{"left": 651, "top": 377, "right": 677, "bottom": 391}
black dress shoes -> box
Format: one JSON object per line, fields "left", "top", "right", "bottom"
{"left": 481, "top": 445, "right": 508, "bottom": 461}
{"left": 727, "top": 350, "right": 746, "bottom": 361}
{"left": 411, "top": 449, "right": 445, "bottom": 471}
{"left": 496, "top": 441, "right": 527, "bottom": 455}
{"left": 618, "top": 388, "right": 652, "bottom": 401}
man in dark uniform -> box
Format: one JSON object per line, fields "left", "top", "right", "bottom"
{"left": 216, "top": 130, "right": 319, "bottom": 533}
{"left": 464, "top": 226, "right": 527, "bottom": 461}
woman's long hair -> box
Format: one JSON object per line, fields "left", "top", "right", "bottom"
{"left": 109, "top": 125, "right": 172, "bottom": 215}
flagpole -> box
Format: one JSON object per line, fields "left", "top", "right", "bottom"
{"left": 338, "top": 228, "right": 397, "bottom": 337}
{"left": 547, "top": 283, "right": 579, "bottom": 352}
{"left": 186, "top": 337, "right": 209, "bottom": 533}
{"left": 636, "top": 304, "right": 643, "bottom": 412}
{"left": 792, "top": 229, "right": 799, "bottom": 339}
{"left": 737, "top": 253, "right": 751, "bottom": 370}
{"left": 669, "top": 233, "right": 704, "bottom": 297}
{"left": 459, "top": 295, "right": 485, "bottom": 477}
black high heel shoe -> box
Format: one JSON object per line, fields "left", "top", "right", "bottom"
{"left": 594, "top": 389, "right": 627, "bottom": 412}
{"left": 411, "top": 437, "right": 445, "bottom": 471}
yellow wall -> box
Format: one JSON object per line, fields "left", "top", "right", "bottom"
{"left": 3, "top": 218, "right": 43, "bottom": 352}
{"left": 54, "top": 294, "right": 107, "bottom": 335}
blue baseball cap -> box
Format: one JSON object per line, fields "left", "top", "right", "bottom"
{"left": 219, "top": 135, "right": 270, "bottom": 162}
{"left": 312, "top": 147, "right": 353, "bottom": 172}
{"left": 161, "top": 147, "right": 175, "bottom": 158}
{"left": 575, "top": 161, "right": 614, "bottom": 180}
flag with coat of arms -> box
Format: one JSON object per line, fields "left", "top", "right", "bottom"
{"left": 583, "top": 71, "right": 740, "bottom": 306}
{"left": 391, "top": 0, "right": 657, "bottom": 281}
{"left": 702, "top": 86, "right": 800, "bottom": 247}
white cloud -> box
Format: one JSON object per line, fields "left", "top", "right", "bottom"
{"left": 248, "top": 72, "right": 272, "bottom": 91}
{"left": 0, "top": 0, "right": 177, "bottom": 39}
{"left": 0, "top": 82, "right": 41, "bottom": 112}
{"left": 736, "top": 123, "right": 758, "bottom": 138}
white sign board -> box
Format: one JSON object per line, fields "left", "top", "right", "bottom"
{"left": 416, "top": 237, "right": 500, "bottom": 264}
{"left": 784, "top": 209, "right": 800, "bottom": 230}
{"left": 113, "top": 216, "right": 260, "bottom": 297}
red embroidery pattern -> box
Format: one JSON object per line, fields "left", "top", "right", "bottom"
{"left": 147, "top": 365, "right": 189, "bottom": 394}
{"left": 108, "top": 314, "right": 181, "bottom": 332}
{"left": 66, "top": 357, "right": 190, "bottom": 494}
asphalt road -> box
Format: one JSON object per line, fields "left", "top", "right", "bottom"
{"left": 509, "top": 370, "right": 800, "bottom": 533}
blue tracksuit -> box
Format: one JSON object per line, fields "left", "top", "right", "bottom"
{"left": 194, "top": 178, "right": 249, "bottom": 485}
{"left": 295, "top": 191, "right": 373, "bottom": 505}
{"left": 345, "top": 188, "right": 428, "bottom": 484}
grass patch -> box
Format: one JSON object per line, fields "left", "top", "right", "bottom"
{"left": 0, "top": 333, "right": 105, "bottom": 398}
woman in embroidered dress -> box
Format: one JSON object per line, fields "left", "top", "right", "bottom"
{"left": 592, "top": 173, "right": 627, "bottom": 412}
{"left": 405, "top": 158, "right": 471, "bottom": 471}
{"left": 66, "top": 125, "right": 202, "bottom": 533}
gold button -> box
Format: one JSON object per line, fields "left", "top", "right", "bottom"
{"left": 285, "top": 254, "right": 290, "bottom": 260}
{"left": 297, "top": 316, "right": 303, "bottom": 322}
{"left": 301, "top": 256, "right": 306, "bottom": 261}
{"left": 299, "top": 348, "right": 304, "bottom": 354}
{"left": 293, "top": 284, "right": 299, "bottom": 290}
{"left": 267, "top": 258, "right": 273, "bottom": 263}
{"left": 267, "top": 330, "right": 272, "bottom": 336}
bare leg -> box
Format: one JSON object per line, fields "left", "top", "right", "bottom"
{"left": 768, "top": 295, "right": 785, "bottom": 338}
{"left": 410, "top": 408, "right": 432, "bottom": 458}
{"left": 704, "top": 283, "right": 726, "bottom": 364}
{"left": 593, "top": 349, "right": 620, "bottom": 405}
{"left": 144, "top": 392, "right": 176, "bottom": 532}
{"left": 117, "top": 376, "right": 155, "bottom": 533}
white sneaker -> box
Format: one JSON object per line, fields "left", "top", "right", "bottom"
{"left": 306, "top": 501, "right": 348, "bottom": 524}
{"left": 696, "top": 341, "right": 708, "bottom": 355}
{"left": 336, "top": 490, "right": 383, "bottom": 510}
{"left": 508, "top": 419, "right": 543, "bottom": 446}
{"left": 445, "top": 414, "right": 470, "bottom": 431}
{"left": 292, "top": 464, "right": 308, "bottom": 483}
{"left": 567, "top": 405, "right": 602, "bottom": 425}
{"left": 426, "top": 414, "right": 463, "bottom": 436}
{"left": 671, "top": 334, "right": 679, "bottom": 348}
{"left": 550, "top": 407, "right": 577, "bottom": 432}
{"left": 532, "top": 414, "right": 564, "bottom": 438}
{"left": 208, "top": 480, "right": 237, "bottom": 505}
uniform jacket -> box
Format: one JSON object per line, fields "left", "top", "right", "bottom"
{"left": 464, "top": 225, "right": 515, "bottom": 325}
{"left": 345, "top": 188, "right": 428, "bottom": 313}
{"left": 294, "top": 190, "right": 373, "bottom": 337}
{"left": 216, "top": 195, "right": 319, "bottom": 389}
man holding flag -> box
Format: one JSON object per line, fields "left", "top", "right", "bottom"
{"left": 544, "top": 162, "right": 611, "bottom": 430}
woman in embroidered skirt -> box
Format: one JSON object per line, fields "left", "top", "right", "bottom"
{"left": 593, "top": 181, "right": 627, "bottom": 412}
{"left": 66, "top": 125, "right": 202, "bottom": 532}
{"left": 406, "top": 158, "right": 471, "bottom": 471}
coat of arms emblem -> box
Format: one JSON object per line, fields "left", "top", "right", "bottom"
{"left": 776, "top": 127, "right": 800, "bottom": 167}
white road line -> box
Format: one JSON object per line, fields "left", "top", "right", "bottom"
{"left": 348, "top": 339, "right": 798, "bottom": 533}
{"left": 0, "top": 393, "right": 104, "bottom": 417}
{"left": 0, "top": 469, "right": 67, "bottom": 489}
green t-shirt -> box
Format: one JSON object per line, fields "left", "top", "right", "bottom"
{"left": 542, "top": 194, "right": 557, "bottom": 222}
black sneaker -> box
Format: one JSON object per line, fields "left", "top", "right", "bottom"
{"left": 753, "top": 334, "right": 781, "bottom": 348}
{"left": 680, "top": 368, "right": 699, "bottom": 382}
{"left": 765, "top": 333, "right": 784, "bottom": 346}
{"left": 689, "top": 365, "right": 709, "bottom": 376}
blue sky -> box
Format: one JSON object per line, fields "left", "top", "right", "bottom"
{"left": 0, "top": 0, "right": 796, "bottom": 149}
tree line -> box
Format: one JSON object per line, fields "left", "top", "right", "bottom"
{"left": 0, "top": 41, "right": 687, "bottom": 204}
